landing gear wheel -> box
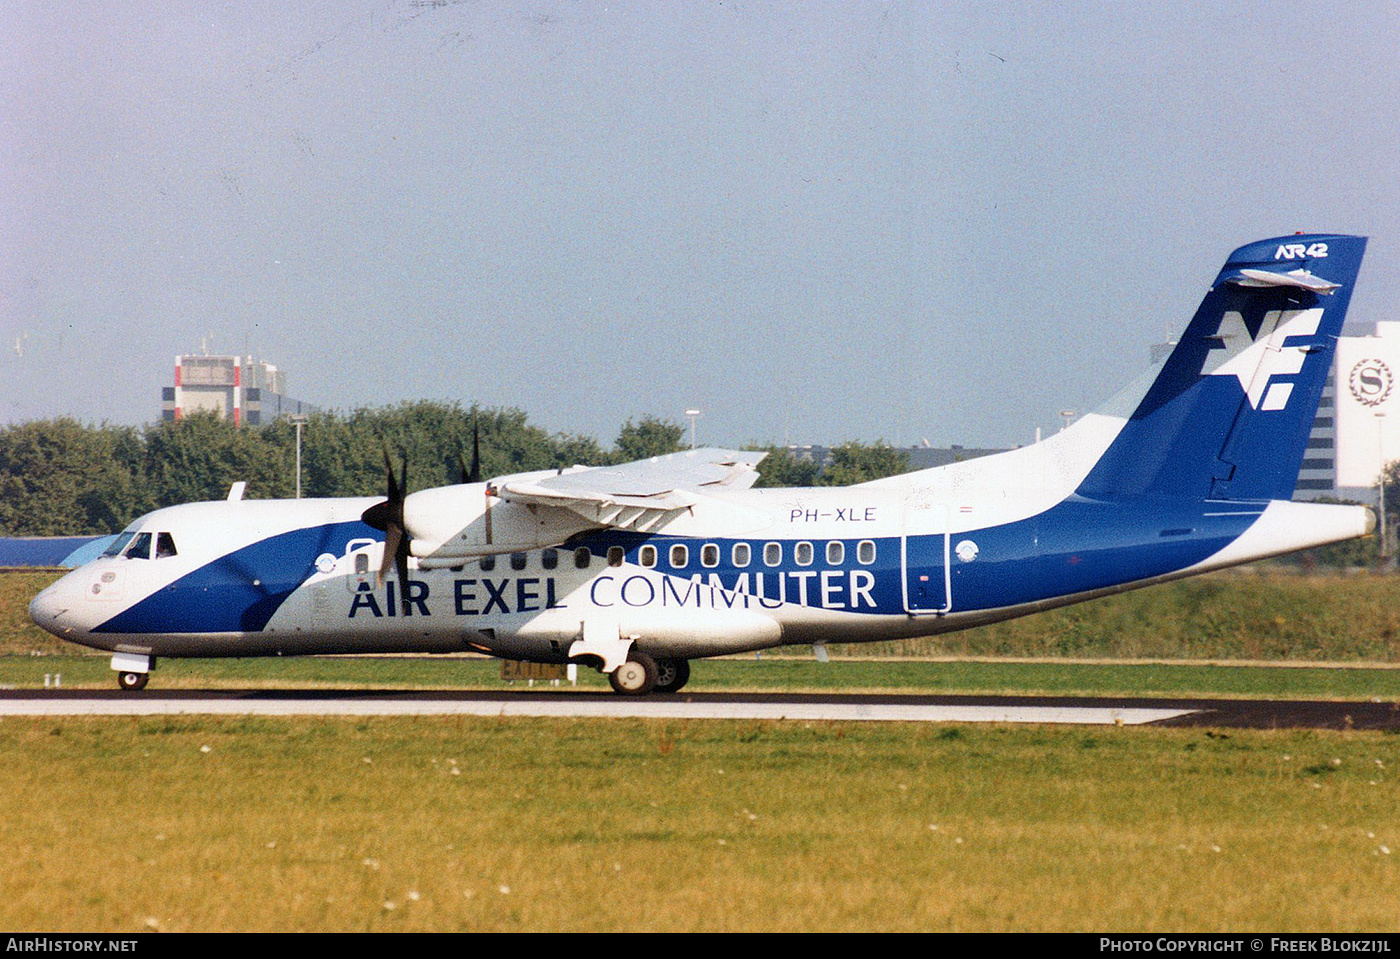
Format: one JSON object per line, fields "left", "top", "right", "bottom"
{"left": 117, "top": 671, "right": 149, "bottom": 692}
{"left": 608, "top": 651, "right": 658, "bottom": 696}
{"left": 653, "top": 658, "right": 691, "bottom": 694}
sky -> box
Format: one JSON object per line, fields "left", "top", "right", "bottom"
{"left": 4, "top": 0, "right": 1400, "bottom": 450}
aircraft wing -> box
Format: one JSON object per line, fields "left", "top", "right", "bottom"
{"left": 494, "top": 447, "right": 767, "bottom": 532}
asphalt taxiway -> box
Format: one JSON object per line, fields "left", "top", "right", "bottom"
{"left": 0, "top": 689, "right": 1395, "bottom": 728}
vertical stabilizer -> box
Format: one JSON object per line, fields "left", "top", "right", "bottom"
{"left": 1077, "top": 234, "right": 1366, "bottom": 501}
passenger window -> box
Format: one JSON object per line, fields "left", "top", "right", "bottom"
{"left": 607, "top": 546, "right": 625, "bottom": 567}
{"left": 701, "top": 544, "right": 719, "bottom": 567}
{"left": 355, "top": 553, "right": 370, "bottom": 576}
{"left": 124, "top": 532, "right": 153, "bottom": 560}
{"left": 670, "top": 544, "right": 688, "bottom": 568}
{"left": 794, "top": 542, "right": 814, "bottom": 566}
{"left": 480, "top": 554, "right": 496, "bottom": 571}
{"left": 542, "top": 548, "right": 558, "bottom": 570}
{"left": 732, "top": 543, "right": 751, "bottom": 567}
{"left": 826, "top": 541, "right": 844, "bottom": 565}
{"left": 639, "top": 545, "right": 657, "bottom": 568}
{"left": 574, "top": 547, "right": 592, "bottom": 569}
{"left": 156, "top": 532, "right": 177, "bottom": 559}
{"left": 858, "top": 540, "right": 877, "bottom": 565}
{"left": 510, "top": 552, "right": 527, "bottom": 571}
{"left": 763, "top": 542, "right": 781, "bottom": 567}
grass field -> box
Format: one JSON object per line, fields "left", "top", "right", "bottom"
{"left": 6, "top": 568, "right": 1400, "bottom": 932}
{"left": 1, "top": 716, "right": 1396, "bottom": 932}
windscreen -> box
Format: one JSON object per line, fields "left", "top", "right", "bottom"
{"left": 102, "top": 531, "right": 136, "bottom": 557}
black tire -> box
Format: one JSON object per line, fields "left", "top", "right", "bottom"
{"left": 608, "top": 650, "right": 658, "bottom": 696}
{"left": 117, "top": 671, "right": 149, "bottom": 692}
{"left": 653, "top": 657, "right": 691, "bottom": 694}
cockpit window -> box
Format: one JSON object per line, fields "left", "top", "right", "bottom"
{"left": 124, "top": 532, "right": 153, "bottom": 560}
{"left": 156, "top": 532, "right": 177, "bottom": 559}
{"left": 103, "top": 532, "right": 136, "bottom": 557}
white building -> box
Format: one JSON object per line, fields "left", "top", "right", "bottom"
{"left": 1332, "top": 321, "right": 1400, "bottom": 490}
{"left": 160, "top": 354, "right": 314, "bottom": 426}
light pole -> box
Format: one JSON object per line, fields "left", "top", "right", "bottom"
{"left": 1378, "top": 412, "right": 1387, "bottom": 561}
{"left": 288, "top": 414, "right": 308, "bottom": 499}
{"left": 685, "top": 408, "right": 701, "bottom": 449}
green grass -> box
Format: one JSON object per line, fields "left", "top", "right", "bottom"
{"left": 7, "top": 569, "right": 1400, "bottom": 932}
{"left": 6, "top": 653, "right": 1400, "bottom": 702}
{"left": 0, "top": 569, "right": 63, "bottom": 655}
{"left": 0, "top": 716, "right": 1395, "bottom": 932}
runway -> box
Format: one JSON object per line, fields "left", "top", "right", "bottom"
{"left": 1, "top": 689, "right": 1396, "bottom": 728}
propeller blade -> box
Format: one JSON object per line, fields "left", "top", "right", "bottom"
{"left": 394, "top": 534, "right": 411, "bottom": 611}
{"left": 379, "top": 524, "right": 401, "bottom": 586}
{"left": 362, "top": 445, "right": 411, "bottom": 606}
{"left": 384, "top": 448, "right": 401, "bottom": 504}
{"left": 457, "top": 420, "right": 482, "bottom": 484}
{"left": 469, "top": 420, "right": 481, "bottom": 483}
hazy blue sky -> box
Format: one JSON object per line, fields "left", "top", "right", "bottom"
{"left": 5, "top": 1, "right": 1400, "bottom": 449}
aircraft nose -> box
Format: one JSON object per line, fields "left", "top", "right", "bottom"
{"left": 29, "top": 583, "right": 68, "bottom": 636}
{"left": 29, "top": 576, "right": 86, "bottom": 639}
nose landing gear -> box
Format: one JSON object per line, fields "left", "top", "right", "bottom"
{"left": 117, "top": 671, "right": 149, "bottom": 691}
{"left": 111, "top": 652, "right": 153, "bottom": 692}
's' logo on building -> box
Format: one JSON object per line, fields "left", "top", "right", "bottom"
{"left": 1348, "top": 359, "right": 1393, "bottom": 407}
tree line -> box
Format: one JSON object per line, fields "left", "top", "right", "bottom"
{"left": 0, "top": 403, "right": 912, "bottom": 536}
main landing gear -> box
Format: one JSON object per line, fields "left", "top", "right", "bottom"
{"left": 653, "top": 657, "right": 690, "bottom": 694}
{"left": 571, "top": 620, "right": 690, "bottom": 696}
{"left": 606, "top": 652, "right": 691, "bottom": 696}
{"left": 608, "top": 651, "right": 657, "bottom": 695}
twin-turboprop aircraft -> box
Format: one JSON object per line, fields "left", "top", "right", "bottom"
{"left": 30, "top": 234, "right": 1376, "bottom": 693}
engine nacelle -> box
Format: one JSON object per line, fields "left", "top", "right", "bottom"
{"left": 402, "top": 478, "right": 597, "bottom": 565}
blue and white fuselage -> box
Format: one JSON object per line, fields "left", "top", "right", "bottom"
{"left": 29, "top": 235, "right": 1377, "bottom": 693}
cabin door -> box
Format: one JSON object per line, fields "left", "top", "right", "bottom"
{"left": 901, "top": 503, "right": 951, "bottom": 614}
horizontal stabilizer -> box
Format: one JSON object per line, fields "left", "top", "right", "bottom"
{"left": 1226, "top": 268, "right": 1340, "bottom": 293}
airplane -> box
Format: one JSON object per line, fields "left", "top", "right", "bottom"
{"left": 29, "top": 233, "right": 1375, "bottom": 694}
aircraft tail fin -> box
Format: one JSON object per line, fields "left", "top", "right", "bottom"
{"left": 1076, "top": 234, "right": 1366, "bottom": 501}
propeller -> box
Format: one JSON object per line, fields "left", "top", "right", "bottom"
{"left": 360, "top": 448, "right": 411, "bottom": 608}
{"left": 457, "top": 419, "right": 481, "bottom": 484}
